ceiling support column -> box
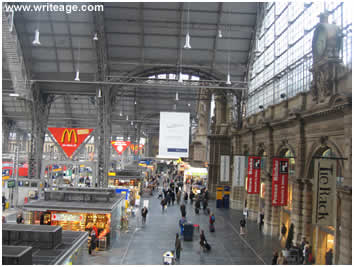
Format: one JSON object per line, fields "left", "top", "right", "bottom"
{"left": 2, "top": 119, "right": 15, "bottom": 153}
{"left": 27, "top": 84, "right": 54, "bottom": 180}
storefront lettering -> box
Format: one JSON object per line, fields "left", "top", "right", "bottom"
{"left": 317, "top": 165, "right": 333, "bottom": 222}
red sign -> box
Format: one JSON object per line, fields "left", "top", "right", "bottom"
{"left": 272, "top": 158, "right": 289, "bottom": 206}
{"left": 247, "top": 156, "right": 261, "bottom": 194}
{"left": 48, "top": 128, "right": 93, "bottom": 158}
{"left": 111, "top": 141, "right": 131, "bottom": 155}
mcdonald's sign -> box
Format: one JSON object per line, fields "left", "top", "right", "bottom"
{"left": 48, "top": 127, "right": 93, "bottom": 158}
{"left": 61, "top": 129, "right": 77, "bottom": 143}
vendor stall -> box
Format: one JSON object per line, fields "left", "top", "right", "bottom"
{"left": 184, "top": 167, "right": 208, "bottom": 186}
{"left": 22, "top": 189, "right": 125, "bottom": 250}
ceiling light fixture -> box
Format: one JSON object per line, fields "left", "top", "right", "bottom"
{"left": 176, "top": 92, "right": 179, "bottom": 101}
{"left": 8, "top": 10, "right": 14, "bottom": 32}
{"left": 126, "top": 115, "right": 129, "bottom": 121}
{"left": 32, "top": 29, "right": 41, "bottom": 46}
{"left": 93, "top": 32, "right": 98, "bottom": 41}
{"left": 184, "top": 3, "right": 192, "bottom": 49}
{"left": 74, "top": 40, "right": 81, "bottom": 81}
{"left": 226, "top": 7, "right": 232, "bottom": 85}
{"left": 178, "top": 72, "right": 183, "bottom": 83}
{"left": 97, "top": 88, "right": 102, "bottom": 98}
{"left": 120, "top": 111, "right": 123, "bottom": 116}
{"left": 74, "top": 70, "right": 80, "bottom": 81}
{"left": 218, "top": 29, "right": 223, "bottom": 38}
{"left": 188, "top": 103, "right": 191, "bottom": 107}
{"left": 9, "top": 93, "right": 19, "bottom": 97}
{"left": 134, "top": 100, "right": 137, "bottom": 105}
{"left": 131, "top": 121, "right": 134, "bottom": 126}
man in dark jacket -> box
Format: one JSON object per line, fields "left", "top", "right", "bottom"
{"left": 141, "top": 206, "right": 148, "bottom": 225}
{"left": 180, "top": 204, "right": 186, "bottom": 218}
{"left": 325, "top": 249, "right": 333, "bottom": 265}
{"left": 175, "top": 233, "right": 182, "bottom": 260}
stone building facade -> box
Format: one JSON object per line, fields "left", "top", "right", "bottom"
{"left": 206, "top": 18, "right": 352, "bottom": 265}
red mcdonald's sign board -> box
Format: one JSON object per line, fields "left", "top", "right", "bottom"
{"left": 111, "top": 141, "right": 131, "bottom": 155}
{"left": 272, "top": 158, "right": 289, "bottom": 206}
{"left": 48, "top": 128, "right": 93, "bottom": 158}
{"left": 247, "top": 156, "right": 261, "bottom": 194}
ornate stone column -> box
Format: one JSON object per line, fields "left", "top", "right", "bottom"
{"left": 302, "top": 180, "right": 313, "bottom": 240}
{"left": 263, "top": 175, "right": 273, "bottom": 235}
{"left": 291, "top": 179, "right": 305, "bottom": 244}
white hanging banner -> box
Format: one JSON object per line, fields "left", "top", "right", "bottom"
{"left": 233, "top": 156, "right": 246, "bottom": 186}
{"left": 220, "top": 155, "right": 230, "bottom": 182}
{"left": 158, "top": 112, "right": 190, "bottom": 158}
{"left": 313, "top": 159, "right": 336, "bottom": 226}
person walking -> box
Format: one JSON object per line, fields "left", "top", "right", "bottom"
{"left": 176, "top": 190, "right": 181, "bottom": 204}
{"left": 259, "top": 211, "right": 264, "bottom": 232}
{"left": 195, "top": 198, "right": 201, "bottom": 215}
{"left": 280, "top": 223, "right": 287, "bottom": 240}
{"left": 271, "top": 250, "right": 278, "bottom": 265}
{"left": 2, "top": 195, "right": 6, "bottom": 212}
{"left": 184, "top": 192, "right": 188, "bottom": 203}
{"left": 175, "top": 233, "right": 182, "bottom": 261}
{"left": 179, "top": 216, "right": 187, "bottom": 236}
{"left": 209, "top": 212, "right": 215, "bottom": 232}
{"left": 16, "top": 214, "right": 24, "bottom": 224}
{"left": 166, "top": 191, "right": 171, "bottom": 206}
{"left": 189, "top": 191, "right": 194, "bottom": 204}
{"left": 240, "top": 216, "right": 246, "bottom": 235}
{"left": 180, "top": 203, "right": 186, "bottom": 218}
{"left": 161, "top": 198, "right": 167, "bottom": 213}
{"left": 171, "top": 191, "right": 175, "bottom": 205}
{"left": 277, "top": 251, "right": 286, "bottom": 265}
{"left": 141, "top": 206, "right": 148, "bottom": 225}
{"left": 202, "top": 198, "right": 208, "bottom": 214}
{"left": 88, "top": 229, "right": 97, "bottom": 255}
{"left": 325, "top": 248, "right": 333, "bottom": 265}
{"left": 299, "top": 237, "right": 307, "bottom": 264}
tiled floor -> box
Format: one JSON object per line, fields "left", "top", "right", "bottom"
{"left": 79, "top": 190, "right": 282, "bottom": 265}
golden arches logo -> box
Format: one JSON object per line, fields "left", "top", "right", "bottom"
{"left": 61, "top": 129, "right": 77, "bottom": 143}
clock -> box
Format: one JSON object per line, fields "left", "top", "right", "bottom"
{"left": 313, "top": 27, "right": 328, "bottom": 58}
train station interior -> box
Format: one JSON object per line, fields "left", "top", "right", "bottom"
{"left": 2, "top": 1, "right": 352, "bottom": 265}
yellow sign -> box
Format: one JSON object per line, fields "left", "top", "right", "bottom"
{"left": 108, "top": 172, "right": 116, "bottom": 176}
{"left": 2, "top": 176, "right": 10, "bottom": 180}
{"left": 139, "top": 163, "right": 147, "bottom": 167}
{"left": 216, "top": 186, "right": 223, "bottom": 200}
{"left": 61, "top": 129, "right": 77, "bottom": 143}
{"left": 77, "top": 129, "right": 89, "bottom": 135}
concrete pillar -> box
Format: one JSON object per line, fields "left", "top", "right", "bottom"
{"left": 263, "top": 177, "right": 273, "bottom": 235}
{"left": 291, "top": 179, "right": 305, "bottom": 244}
{"left": 338, "top": 190, "right": 352, "bottom": 264}
{"left": 247, "top": 194, "right": 259, "bottom": 221}
{"left": 302, "top": 181, "right": 313, "bottom": 240}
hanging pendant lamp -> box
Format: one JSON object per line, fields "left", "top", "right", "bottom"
{"left": 32, "top": 29, "right": 41, "bottom": 46}
{"left": 184, "top": 32, "right": 191, "bottom": 49}
{"left": 74, "top": 70, "right": 80, "bottom": 81}
{"left": 226, "top": 73, "right": 231, "bottom": 85}
{"left": 176, "top": 92, "right": 179, "bottom": 101}
{"left": 178, "top": 72, "right": 183, "bottom": 83}
{"left": 93, "top": 32, "right": 98, "bottom": 41}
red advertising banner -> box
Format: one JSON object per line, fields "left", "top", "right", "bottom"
{"left": 111, "top": 141, "right": 131, "bottom": 155}
{"left": 48, "top": 128, "right": 93, "bottom": 158}
{"left": 272, "top": 158, "right": 289, "bottom": 206}
{"left": 247, "top": 156, "right": 261, "bottom": 194}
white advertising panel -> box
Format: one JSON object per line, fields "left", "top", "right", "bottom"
{"left": 233, "top": 156, "right": 246, "bottom": 186}
{"left": 220, "top": 155, "right": 230, "bottom": 182}
{"left": 158, "top": 112, "right": 190, "bottom": 158}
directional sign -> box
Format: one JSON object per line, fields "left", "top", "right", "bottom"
{"left": 111, "top": 141, "right": 131, "bottom": 155}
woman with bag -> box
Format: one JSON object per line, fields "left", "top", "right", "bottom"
{"left": 209, "top": 213, "right": 215, "bottom": 232}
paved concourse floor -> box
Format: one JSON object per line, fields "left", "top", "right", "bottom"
{"left": 79, "top": 190, "right": 282, "bottom": 265}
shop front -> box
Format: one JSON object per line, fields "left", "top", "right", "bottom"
{"left": 23, "top": 194, "right": 125, "bottom": 250}
{"left": 313, "top": 226, "right": 335, "bottom": 265}
{"left": 108, "top": 177, "right": 142, "bottom": 209}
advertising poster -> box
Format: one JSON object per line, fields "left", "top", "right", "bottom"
{"left": 272, "top": 158, "right": 289, "bottom": 206}
{"left": 111, "top": 141, "right": 131, "bottom": 155}
{"left": 247, "top": 156, "right": 261, "bottom": 194}
{"left": 158, "top": 112, "right": 190, "bottom": 158}
{"left": 48, "top": 128, "right": 93, "bottom": 158}
{"left": 312, "top": 159, "right": 336, "bottom": 226}
{"left": 233, "top": 156, "right": 245, "bottom": 187}
{"left": 220, "top": 155, "right": 230, "bottom": 182}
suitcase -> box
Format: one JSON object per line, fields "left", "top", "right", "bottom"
{"left": 204, "top": 241, "right": 211, "bottom": 251}
{"left": 209, "top": 224, "right": 215, "bottom": 232}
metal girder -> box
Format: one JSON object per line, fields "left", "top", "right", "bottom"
{"left": 64, "top": 11, "right": 76, "bottom": 72}
{"left": 19, "top": 31, "right": 252, "bottom": 41}
{"left": 63, "top": 95, "right": 73, "bottom": 127}
{"left": 177, "top": 2, "right": 184, "bottom": 66}
{"left": 48, "top": 12, "right": 60, "bottom": 72}
{"left": 94, "top": 7, "right": 111, "bottom": 188}
{"left": 2, "top": 9, "right": 32, "bottom": 100}
{"left": 28, "top": 85, "right": 54, "bottom": 180}
{"left": 211, "top": 3, "right": 223, "bottom": 73}
{"left": 139, "top": 3, "right": 145, "bottom": 65}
